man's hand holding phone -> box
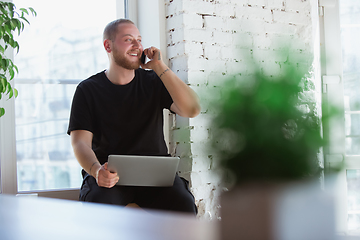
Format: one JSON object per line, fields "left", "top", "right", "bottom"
{"left": 140, "top": 47, "right": 167, "bottom": 72}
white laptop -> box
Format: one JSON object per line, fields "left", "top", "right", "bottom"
{"left": 107, "top": 155, "right": 180, "bottom": 187}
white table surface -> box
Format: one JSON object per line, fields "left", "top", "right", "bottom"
{"left": 0, "top": 194, "right": 218, "bottom": 240}
{"left": 2, "top": 194, "right": 360, "bottom": 240}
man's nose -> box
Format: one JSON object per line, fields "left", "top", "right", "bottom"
{"left": 132, "top": 39, "right": 141, "bottom": 48}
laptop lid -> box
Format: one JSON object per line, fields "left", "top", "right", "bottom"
{"left": 107, "top": 155, "right": 180, "bottom": 187}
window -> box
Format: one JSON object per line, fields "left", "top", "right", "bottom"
{"left": 341, "top": 1, "right": 360, "bottom": 156}
{"left": 320, "top": 0, "right": 360, "bottom": 234}
{"left": 12, "top": 0, "right": 122, "bottom": 192}
{"left": 1, "top": 0, "right": 167, "bottom": 195}
{"left": 340, "top": 0, "right": 360, "bottom": 233}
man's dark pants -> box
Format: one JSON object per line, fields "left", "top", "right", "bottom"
{"left": 79, "top": 172, "right": 198, "bottom": 215}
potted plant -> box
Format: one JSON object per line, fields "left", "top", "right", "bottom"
{"left": 207, "top": 52, "right": 340, "bottom": 240}
{"left": 0, "top": 1, "right": 36, "bottom": 117}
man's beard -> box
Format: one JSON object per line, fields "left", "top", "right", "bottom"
{"left": 112, "top": 47, "right": 140, "bottom": 70}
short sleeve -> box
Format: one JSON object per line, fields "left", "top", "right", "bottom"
{"left": 67, "top": 86, "right": 94, "bottom": 135}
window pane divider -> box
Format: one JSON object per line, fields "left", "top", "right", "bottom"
{"left": 345, "top": 111, "right": 360, "bottom": 114}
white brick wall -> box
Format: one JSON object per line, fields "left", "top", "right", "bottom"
{"left": 165, "top": 0, "right": 321, "bottom": 220}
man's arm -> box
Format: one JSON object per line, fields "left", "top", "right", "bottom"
{"left": 70, "top": 130, "right": 119, "bottom": 188}
{"left": 141, "top": 47, "right": 201, "bottom": 118}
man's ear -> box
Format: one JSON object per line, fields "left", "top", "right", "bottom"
{"left": 103, "top": 39, "right": 112, "bottom": 53}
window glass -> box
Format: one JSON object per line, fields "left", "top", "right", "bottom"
{"left": 340, "top": 0, "right": 360, "bottom": 156}
{"left": 340, "top": 0, "right": 360, "bottom": 232}
{"left": 14, "top": 0, "right": 117, "bottom": 191}
{"left": 347, "top": 170, "right": 360, "bottom": 232}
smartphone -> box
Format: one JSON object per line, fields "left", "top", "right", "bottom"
{"left": 141, "top": 51, "right": 146, "bottom": 64}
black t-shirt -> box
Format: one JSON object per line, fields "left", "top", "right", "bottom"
{"left": 67, "top": 69, "right": 173, "bottom": 164}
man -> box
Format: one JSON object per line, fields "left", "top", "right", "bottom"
{"left": 67, "top": 19, "right": 200, "bottom": 214}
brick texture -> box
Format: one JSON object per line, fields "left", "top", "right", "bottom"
{"left": 165, "top": 0, "right": 321, "bottom": 220}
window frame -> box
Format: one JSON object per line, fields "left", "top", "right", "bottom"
{"left": 1, "top": 0, "right": 169, "bottom": 197}
{"left": 319, "top": 0, "right": 360, "bottom": 233}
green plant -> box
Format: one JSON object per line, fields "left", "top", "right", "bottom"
{"left": 0, "top": 1, "right": 36, "bottom": 117}
{"left": 208, "top": 53, "right": 339, "bottom": 185}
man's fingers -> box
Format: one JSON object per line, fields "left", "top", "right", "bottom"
{"left": 95, "top": 165, "right": 119, "bottom": 188}
{"left": 99, "top": 176, "right": 119, "bottom": 188}
{"left": 99, "top": 170, "right": 118, "bottom": 179}
{"left": 97, "top": 176, "right": 118, "bottom": 188}
{"left": 110, "top": 177, "right": 119, "bottom": 188}
{"left": 144, "top": 47, "right": 159, "bottom": 60}
{"left": 144, "top": 48, "right": 153, "bottom": 59}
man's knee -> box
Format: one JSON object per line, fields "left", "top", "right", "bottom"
{"left": 172, "top": 188, "right": 198, "bottom": 214}
{"left": 139, "top": 177, "right": 198, "bottom": 215}
{"left": 83, "top": 186, "right": 118, "bottom": 204}
{"left": 80, "top": 176, "right": 133, "bottom": 205}
{"left": 175, "top": 177, "right": 198, "bottom": 214}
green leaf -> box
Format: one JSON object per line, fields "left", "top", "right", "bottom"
{"left": 8, "top": 58, "right": 14, "bottom": 66}
{"left": 0, "top": 3, "right": 37, "bottom": 108}
{"left": 10, "top": 39, "right": 18, "bottom": 49}
{"left": 4, "top": 22, "right": 11, "bottom": 34}
{"left": 8, "top": 38, "right": 14, "bottom": 47}
{"left": 29, "top": 7, "right": 37, "bottom": 17}
{"left": 5, "top": 37, "right": 16, "bottom": 49}
{"left": 3, "top": 33, "right": 10, "bottom": 43}
{"left": 7, "top": 2, "right": 15, "bottom": 12}
{"left": 0, "top": 26, "right": 4, "bottom": 36}
{"left": 8, "top": 85, "right": 13, "bottom": 99}
{"left": 0, "top": 7, "right": 7, "bottom": 16}
{"left": 6, "top": 82, "right": 12, "bottom": 95}
{"left": 0, "top": 107, "right": 5, "bottom": 117}
{"left": 0, "top": 78, "right": 3, "bottom": 93}
{"left": 9, "top": 67, "right": 14, "bottom": 80}
{"left": 1, "top": 58, "right": 8, "bottom": 69}
{"left": 9, "top": 19, "right": 17, "bottom": 30}
{"left": 20, "top": 16, "right": 30, "bottom": 25}
{"left": 0, "top": 77, "right": 7, "bottom": 93}
{"left": 14, "top": 42, "right": 19, "bottom": 54}
{"left": 13, "top": 64, "right": 18, "bottom": 73}
{"left": 20, "top": 8, "right": 29, "bottom": 15}
{"left": 13, "top": 88, "right": 18, "bottom": 98}
{"left": 10, "top": 18, "right": 21, "bottom": 35}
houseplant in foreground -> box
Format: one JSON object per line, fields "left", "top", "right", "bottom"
{"left": 207, "top": 52, "right": 340, "bottom": 240}
{"left": 0, "top": 1, "right": 36, "bottom": 117}
{"left": 211, "top": 63, "right": 323, "bottom": 185}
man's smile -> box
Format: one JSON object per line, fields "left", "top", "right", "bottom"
{"left": 128, "top": 52, "right": 139, "bottom": 57}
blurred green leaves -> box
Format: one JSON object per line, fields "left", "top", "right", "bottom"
{"left": 208, "top": 52, "right": 338, "bottom": 185}
{"left": 0, "top": 1, "right": 36, "bottom": 117}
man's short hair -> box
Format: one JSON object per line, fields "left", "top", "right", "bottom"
{"left": 103, "top": 19, "right": 135, "bottom": 41}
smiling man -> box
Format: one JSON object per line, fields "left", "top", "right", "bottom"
{"left": 67, "top": 19, "right": 200, "bottom": 214}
